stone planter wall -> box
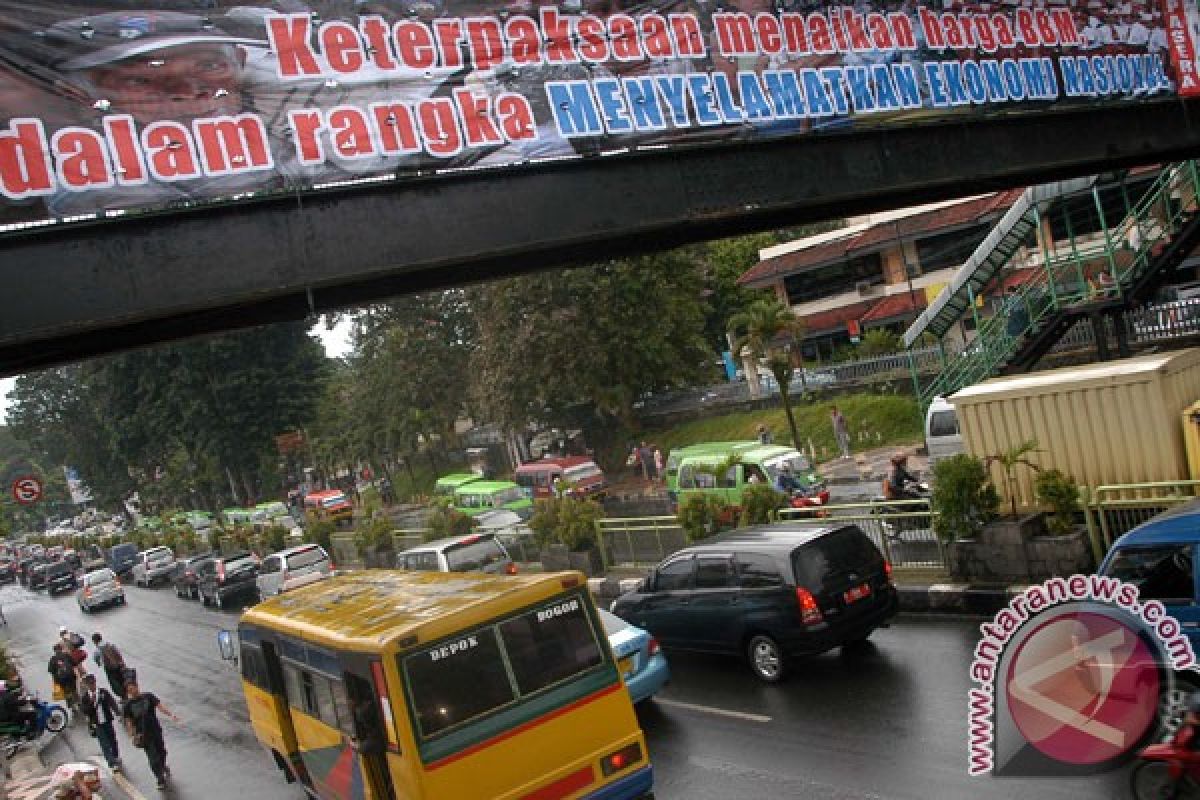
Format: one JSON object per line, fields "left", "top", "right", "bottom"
{"left": 567, "top": 547, "right": 604, "bottom": 577}
{"left": 541, "top": 544, "right": 603, "bottom": 576}
{"left": 540, "top": 544, "right": 571, "bottom": 573}
{"left": 948, "top": 514, "right": 1095, "bottom": 583}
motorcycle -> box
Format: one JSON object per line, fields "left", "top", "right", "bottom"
{"left": 871, "top": 481, "right": 933, "bottom": 539}
{"left": 782, "top": 483, "right": 832, "bottom": 518}
{"left": 1130, "top": 729, "right": 1200, "bottom": 799}
{"left": 0, "top": 694, "right": 69, "bottom": 758}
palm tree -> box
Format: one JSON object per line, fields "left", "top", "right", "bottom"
{"left": 983, "top": 439, "right": 1041, "bottom": 518}
{"left": 727, "top": 298, "right": 807, "bottom": 448}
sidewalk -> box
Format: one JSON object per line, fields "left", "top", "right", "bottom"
{"left": 3, "top": 720, "right": 135, "bottom": 800}
{"left": 815, "top": 445, "right": 929, "bottom": 486}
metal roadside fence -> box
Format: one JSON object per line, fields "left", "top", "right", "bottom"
{"left": 1081, "top": 481, "right": 1200, "bottom": 562}
{"left": 596, "top": 517, "right": 689, "bottom": 570}
{"left": 776, "top": 500, "right": 944, "bottom": 569}
{"left": 596, "top": 502, "right": 947, "bottom": 571}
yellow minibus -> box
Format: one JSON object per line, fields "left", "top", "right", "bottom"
{"left": 221, "top": 570, "right": 653, "bottom": 800}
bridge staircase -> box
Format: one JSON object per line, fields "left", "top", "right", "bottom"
{"left": 904, "top": 162, "right": 1200, "bottom": 409}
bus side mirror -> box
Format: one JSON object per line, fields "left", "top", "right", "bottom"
{"left": 217, "top": 629, "right": 238, "bottom": 666}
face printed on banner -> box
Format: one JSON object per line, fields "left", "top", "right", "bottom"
{"left": 0, "top": 63, "right": 44, "bottom": 123}
{"left": 0, "top": 62, "right": 83, "bottom": 129}
{"left": 84, "top": 43, "right": 245, "bottom": 125}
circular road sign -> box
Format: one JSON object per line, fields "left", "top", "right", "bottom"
{"left": 11, "top": 476, "right": 42, "bottom": 505}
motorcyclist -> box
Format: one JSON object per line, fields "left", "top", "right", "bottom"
{"left": 48, "top": 644, "right": 79, "bottom": 711}
{"left": 1178, "top": 691, "right": 1200, "bottom": 750}
{"left": 774, "top": 464, "right": 800, "bottom": 495}
{"left": 885, "top": 452, "right": 922, "bottom": 502}
{"left": 0, "top": 680, "right": 36, "bottom": 736}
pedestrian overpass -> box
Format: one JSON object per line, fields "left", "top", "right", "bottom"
{"left": 903, "top": 159, "right": 1200, "bottom": 408}
{"left": 5, "top": 100, "right": 1199, "bottom": 377}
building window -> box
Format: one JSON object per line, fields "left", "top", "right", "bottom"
{"left": 783, "top": 253, "right": 882, "bottom": 305}
{"left": 914, "top": 224, "right": 992, "bottom": 272}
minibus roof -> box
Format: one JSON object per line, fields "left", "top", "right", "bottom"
{"left": 242, "top": 570, "right": 583, "bottom": 651}
{"left": 455, "top": 481, "right": 521, "bottom": 493}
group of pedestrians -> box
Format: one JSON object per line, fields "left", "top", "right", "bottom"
{"left": 46, "top": 627, "right": 180, "bottom": 789}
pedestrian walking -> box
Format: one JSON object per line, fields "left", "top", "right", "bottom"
{"left": 831, "top": 406, "right": 851, "bottom": 459}
{"left": 80, "top": 675, "right": 122, "bottom": 773}
{"left": 638, "top": 441, "right": 658, "bottom": 484}
{"left": 91, "top": 634, "right": 130, "bottom": 701}
{"left": 756, "top": 424, "right": 773, "bottom": 445}
{"left": 653, "top": 448, "right": 664, "bottom": 487}
{"left": 48, "top": 644, "right": 79, "bottom": 712}
{"left": 123, "top": 679, "right": 180, "bottom": 790}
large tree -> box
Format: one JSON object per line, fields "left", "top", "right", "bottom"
{"left": 7, "top": 321, "right": 326, "bottom": 513}
{"left": 468, "top": 249, "right": 715, "bottom": 438}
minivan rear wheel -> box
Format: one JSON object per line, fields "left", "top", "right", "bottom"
{"left": 747, "top": 634, "right": 786, "bottom": 683}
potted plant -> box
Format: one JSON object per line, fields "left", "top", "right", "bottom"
{"left": 676, "top": 493, "right": 735, "bottom": 543}
{"left": 930, "top": 453, "right": 1000, "bottom": 580}
{"left": 980, "top": 438, "right": 1048, "bottom": 542}
{"left": 422, "top": 498, "right": 476, "bottom": 542}
{"left": 930, "top": 454, "right": 1000, "bottom": 542}
{"left": 1031, "top": 468, "right": 1095, "bottom": 574}
{"left": 529, "top": 496, "right": 606, "bottom": 576}
{"left": 354, "top": 515, "right": 395, "bottom": 568}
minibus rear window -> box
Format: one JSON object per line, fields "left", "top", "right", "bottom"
{"left": 402, "top": 594, "right": 607, "bottom": 742}
{"left": 445, "top": 538, "right": 507, "bottom": 572}
{"left": 929, "top": 410, "right": 959, "bottom": 437}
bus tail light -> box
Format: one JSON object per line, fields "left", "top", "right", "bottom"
{"left": 796, "top": 588, "right": 823, "bottom": 626}
{"left": 560, "top": 576, "right": 580, "bottom": 589}
{"left": 370, "top": 661, "right": 401, "bottom": 753}
{"left": 600, "top": 742, "right": 642, "bottom": 777}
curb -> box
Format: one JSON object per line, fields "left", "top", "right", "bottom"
{"left": 588, "top": 576, "right": 1026, "bottom": 615}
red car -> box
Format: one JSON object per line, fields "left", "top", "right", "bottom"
{"left": 515, "top": 456, "right": 608, "bottom": 500}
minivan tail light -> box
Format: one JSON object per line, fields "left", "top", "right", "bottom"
{"left": 796, "top": 588, "right": 824, "bottom": 626}
{"left": 216, "top": 562, "right": 226, "bottom": 583}
{"left": 505, "top": 562, "right": 517, "bottom": 576}
{"left": 884, "top": 560, "right": 894, "bottom": 584}
{"left": 647, "top": 637, "right": 660, "bottom": 657}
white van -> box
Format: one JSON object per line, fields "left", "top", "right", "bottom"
{"left": 925, "top": 396, "right": 964, "bottom": 466}
{"left": 255, "top": 544, "right": 332, "bottom": 598}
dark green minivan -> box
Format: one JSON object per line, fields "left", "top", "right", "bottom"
{"left": 610, "top": 524, "right": 898, "bottom": 682}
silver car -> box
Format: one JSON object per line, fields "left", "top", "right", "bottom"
{"left": 255, "top": 544, "right": 332, "bottom": 598}
{"left": 397, "top": 533, "right": 516, "bottom": 575}
{"left": 77, "top": 568, "right": 125, "bottom": 613}
{"left": 131, "top": 546, "right": 176, "bottom": 588}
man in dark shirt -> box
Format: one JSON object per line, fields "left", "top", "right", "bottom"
{"left": 123, "top": 680, "right": 180, "bottom": 789}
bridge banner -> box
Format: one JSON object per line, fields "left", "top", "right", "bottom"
{"left": 0, "top": 0, "right": 1185, "bottom": 225}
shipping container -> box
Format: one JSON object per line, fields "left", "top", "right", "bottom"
{"left": 949, "top": 349, "right": 1200, "bottom": 509}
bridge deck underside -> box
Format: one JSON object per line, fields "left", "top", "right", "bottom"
{"left": 3, "top": 101, "right": 1200, "bottom": 375}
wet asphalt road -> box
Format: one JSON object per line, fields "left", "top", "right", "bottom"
{"left": 0, "top": 582, "right": 1143, "bottom": 800}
